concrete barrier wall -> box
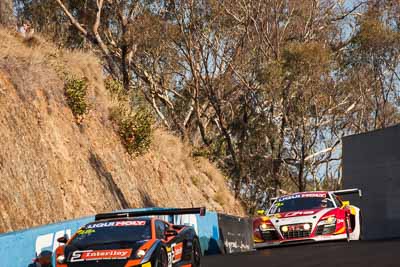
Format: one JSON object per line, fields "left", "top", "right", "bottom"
{"left": 0, "top": 208, "right": 221, "bottom": 267}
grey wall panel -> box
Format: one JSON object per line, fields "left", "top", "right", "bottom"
{"left": 343, "top": 125, "right": 400, "bottom": 240}
{"left": 217, "top": 214, "right": 254, "bottom": 254}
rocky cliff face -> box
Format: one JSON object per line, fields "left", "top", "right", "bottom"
{"left": 0, "top": 30, "right": 244, "bottom": 233}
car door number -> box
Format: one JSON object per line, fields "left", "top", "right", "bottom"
{"left": 167, "top": 242, "right": 183, "bottom": 267}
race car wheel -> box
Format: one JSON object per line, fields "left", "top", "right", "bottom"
{"left": 191, "top": 238, "right": 201, "bottom": 267}
{"left": 156, "top": 248, "right": 168, "bottom": 267}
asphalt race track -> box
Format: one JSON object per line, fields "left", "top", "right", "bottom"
{"left": 203, "top": 240, "right": 399, "bottom": 267}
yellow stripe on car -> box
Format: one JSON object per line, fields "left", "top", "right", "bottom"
{"left": 261, "top": 216, "right": 270, "bottom": 221}
{"left": 350, "top": 207, "right": 357, "bottom": 215}
{"left": 254, "top": 236, "right": 264, "bottom": 243}
{"left": 334, "top": 226, "right": 345, "bottom": 234}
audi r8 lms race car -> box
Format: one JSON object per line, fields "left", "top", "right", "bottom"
{"left": 54, "top": 208, "right": 204, "bottom": 267}
{"left": 253, "top": 189, "right": 362, "bottom": 248}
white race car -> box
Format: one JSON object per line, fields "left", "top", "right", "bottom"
{"left": 253, "top": 189, "right": 362, "bottom": 248}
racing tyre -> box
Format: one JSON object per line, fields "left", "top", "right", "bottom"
{"left": 156, "top": 248, "right": 168, "bottom": 267}
{"left": 191, "top": 238, "right": 201, "bottom": 267}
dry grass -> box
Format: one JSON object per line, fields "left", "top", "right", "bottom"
{"left": 214, "top": 190, "right": 227, "bottom": 206}
{"left": 0, "top": 28, "right": 110, "bottom": 119}
{"left": 150, "top": 131, "right": 244, "bottom": 215}
{"left": 0, "top": 29, "right": 104, "bottom": 99}
{"left": 190, "top": 176, "right": 201, "bottom": 187}
{"left": 0, "top": 29, "right": 101, "bottom": 75}
{"left": 0, "top": 29, "right": 245, "bottom": 233}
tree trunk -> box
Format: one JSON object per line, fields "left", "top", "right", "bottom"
{"left": 298, "top": 142, "right": 306, "bottom": 192}
{"left": 0, "top": 0, "right": 16, "bottom": 27}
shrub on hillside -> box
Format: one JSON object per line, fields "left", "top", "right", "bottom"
{"left": 106, "top": 77, "right": 154, "bottom": 155}
{"left": 104, "top": 77, "right": 125, "bottom": 101}
{"left": 64, "top": 76, "right": 88, "bottom": 119}
{"left": 109, "top": 105, "right": 154, "bottom": 156}
{"left": 105, "top": 76, "right": 147, "bottom": 106}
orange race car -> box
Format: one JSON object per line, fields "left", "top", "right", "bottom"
{"left": 55, "top": 208, "right": 205, "bottom": 267}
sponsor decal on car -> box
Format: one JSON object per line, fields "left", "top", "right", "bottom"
{"left": 277, "top": 195, "right": 302, "bottom": 201}
{"left": 86, "top": 221, "right": 146, "bottom": 228}
{"left": 77, "top": 229, "right": 96, "bottom": 235}
{"left": 172, "top": 242, "right": 183, "bottom": 262}
{"left": 277, "top": 193, "right": 326, "bottom": 201}
{"left": 300, "top": 193, "right": 327, "bottom": 198}
{"left": 70, "top": 249, "right": 133, "bottom": 262}
{"left": 167, "top": 242, "right": 184, "bottom": 266}
{"left": 282, "top": 210, "right": 317, "bottom": 217}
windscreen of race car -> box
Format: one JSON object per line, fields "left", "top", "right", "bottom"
{"left": 269, "top": 196, "right": 334, "bottom": 214}
{"left": 69, "top": 220, "right": 152, "bottom": 247}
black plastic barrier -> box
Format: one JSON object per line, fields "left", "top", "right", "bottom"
{"left": 217, "top": 214, "right": 254, "bottom": 254}
{"left": 343, "top": 124, "right": 400, "bottom": 240}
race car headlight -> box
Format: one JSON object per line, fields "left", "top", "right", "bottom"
{"left": 259, "top": 223, "right": 274, "bottom": 231}
{"left": 303, "top": 223, "right": 311, "bottom": 231}
{"left": 136, "top": 249, "right": 147, "bottom": 258}
{"left": 56, "top": 255, "right": 65, "bottom": 264}
{"left": 281, "top": 226, "right": 289, "bottom": 233}
{"left": 317, "top": 216, "right": 336, "bottom": 226}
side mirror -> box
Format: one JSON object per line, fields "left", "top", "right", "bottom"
{"left": 165, "top": 229, "right": 178, "bottom": 237}
{"left": 57, "top": 235, "right": 69, "bottom": 244}
{"left": 342, "top": 201, "right": 350, "bottom": 207}
{"left": 257, "top": 210, "right": 265, "bottom": 216}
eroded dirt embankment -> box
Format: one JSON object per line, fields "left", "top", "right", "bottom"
{"left": 0, "top": 30, "right": 244, "bottom": 233}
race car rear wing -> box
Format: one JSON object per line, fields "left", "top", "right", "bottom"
{"left": 95, "top": 207, "right": 206, "bottom": 221}
{"left": 332, "top": 188, "right": 362, "bottom": 197}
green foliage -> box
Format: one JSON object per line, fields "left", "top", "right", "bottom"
{"left": 192, "top": 146, "right": 211, "bottom": 158}
{"left": 192, "top": 137, "right": 227, "bottom": 159}
{"left": 105, "top": 76, "right": 147, "bottom": 107}
{"left": 19, "top": 0, "right": 400, "bottom": 212}
{"left": 106, "top": 77, "right": 154, "bottom": 155}
{"left": 64, "top": 76, "right": 88, "bottom": 118}
{"left": 354, "top": 17, "right": 398, "bottom": 52}
{"left": 283, "top": 42, "right": 331, "bottom": 76}
{"left": 110, "top": 105, "right": 154, "bottom": 156}
{"left": 15, "top": 0, "right": 92, "bottom": 48}
{"left": 105, "top": 77, "right": 126, "bottom": 101}
{"left": 349, "top": 16, "right": 400, "bottom": 65}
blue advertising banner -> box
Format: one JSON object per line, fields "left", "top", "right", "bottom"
{"left": 0, "top": 216, "right": 93, "bottom": 267}
{"left": 0, "top": 208, "right": 221, "bottom": 267}
{"left": 172, "top": 212, "right": 221, "bottom": 255}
